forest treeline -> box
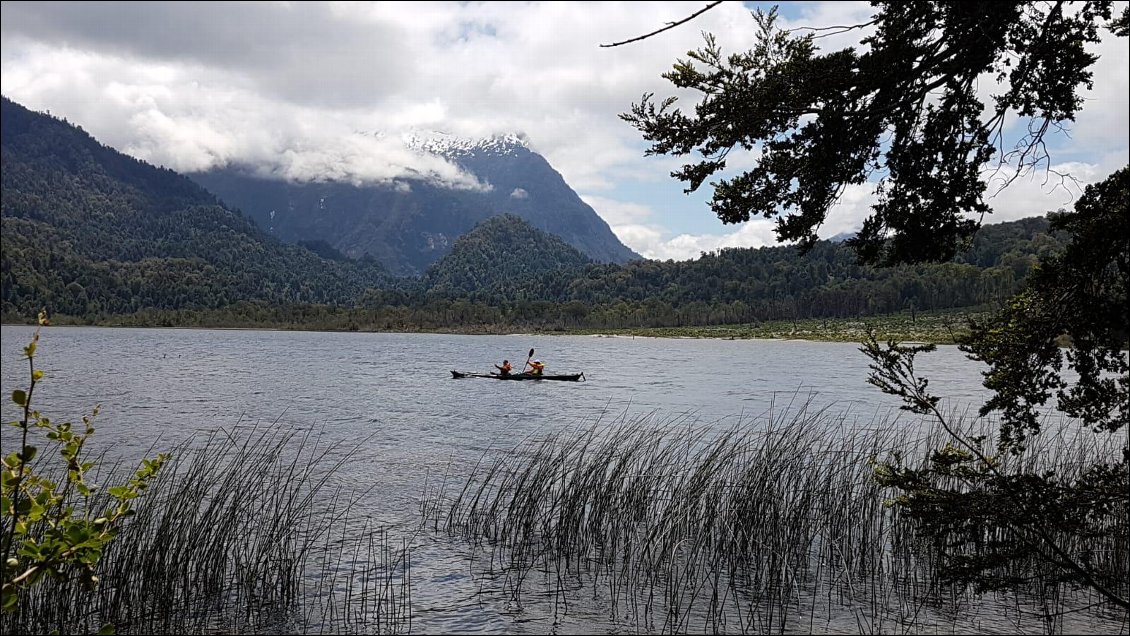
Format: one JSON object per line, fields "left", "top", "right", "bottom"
{"left": 4, "top": 212, "right": 1063, "bottom": 332}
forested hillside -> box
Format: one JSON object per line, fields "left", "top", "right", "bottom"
{"left": 423, "top": 214, "right": 591, "bottom": 296}
{"left": 1, "top": 96, "right": 393, "bottom": 318}
{"left": 416, "top": 216, "right": 1064, "bottom": 328}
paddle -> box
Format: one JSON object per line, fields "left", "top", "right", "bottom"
{"left": 523, "top": 348, "right": 535, "bottom": 373}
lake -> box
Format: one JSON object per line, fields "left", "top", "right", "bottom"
{"left": 1, "top": 326, "right": 1122, "bottom": 634}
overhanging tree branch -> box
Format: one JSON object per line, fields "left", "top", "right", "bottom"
{"left": 600, "top": 1, "right": 724, "bottom": 48}
{"left": 620, "top": 1, "right": 1124, "bottom": 265}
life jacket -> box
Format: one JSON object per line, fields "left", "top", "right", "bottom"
{"left": 500, "top": 363, "right": 512, "bottom": 374}
{"left": 530, "top": 361, "right": 545, "bottom": 375}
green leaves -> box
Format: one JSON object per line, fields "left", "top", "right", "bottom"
{"left": 105, "top": 486, "right": 135, "bottom": 500}
{"left": 860, "top": 329, "right": 940, "bottom": 416}
{"left": 2, "top": 327, "right": 167, "bottom": 617}
{"left": 1, "top": 583, "right": 18, "bottom": 612}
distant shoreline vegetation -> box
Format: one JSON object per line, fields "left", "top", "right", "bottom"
{"left": 0, "top": 307, "right": 984, "bottom": 345}
{"left": 564, "top": 311, "right": 980, "bottom": 344}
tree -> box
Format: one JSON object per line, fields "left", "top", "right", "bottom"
{"left": 863, "top": 167, "right": 1128, "bottom": 609}
{"left": 619, "top": 0, "right": 1128, "bottom": 609}
{"left": 621, "top": 1, "right": 1127, "bottom": 265}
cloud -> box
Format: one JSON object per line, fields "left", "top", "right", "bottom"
{"left": 584, "top": 193, "right": 779, "bottom": 261}
{"left": 581, "top": 195, "right": 654, "bottom": 225}
{"left": 653, "top": 222, "right": 779, "bottom": 261}
{"left": 0, "top": 1, "right": 767, "bottom": 192}
{"left": 982, "top": 161, "right": 1101, "bottom": 219}
{"left": 0, "top": 2, "right": 417, "bottom": 108}
{"left": 510, "top": 188, "right": 528, "bottom": 199}
{"left": 1060, "top": 28, "right": 1130, "bottom": 174}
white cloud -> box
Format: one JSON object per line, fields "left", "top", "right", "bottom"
{"left": 653, "top": 222, "right": 779, "bottom": 261}
{"left": 820, "top": 183, "right": 878, "bottom": 239}
{"left": 0, "top": 2, "right": 767, "bottom": 191}
{"left": 1067, "top": 27, "right": 1130, "bottom": 174}
{"left": 583, "top": 193, "right": 774, "bottom": 261}
{"left": 983, "top": 162, "right": 1101, "bottom": 219}
{"left": 584, "top": 192, "right": 780, "bottom": 261}
{"left": 581, "top": 195, "right": 653, "bottom": 225}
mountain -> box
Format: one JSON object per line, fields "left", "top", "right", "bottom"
{"left": 423, "top": 214, "right": 591, "bottom": 295}
{"left": 189, "top": 132, "right": 640, "bottom": 276}
{"left": 1, "top": 95, "right": 1068, "bottom": 330}
{"left": 827, "top": 231, "right": 857, "bottom": 243}
{"left": 0, "top": 96, "right": 390, "bottom": 319}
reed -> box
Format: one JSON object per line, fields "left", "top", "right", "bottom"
{"left": 1, "top": 423, "right": 411, "bottom": 635}
{"left": 432, "top": 402, "right": 1128, "bottom": 634}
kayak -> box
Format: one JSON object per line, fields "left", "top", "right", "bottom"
{"left": 451, "top": 370, "right": 586, "bottom": 382}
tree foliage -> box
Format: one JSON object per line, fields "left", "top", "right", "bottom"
{"left": 423, "top": 214, "right": 592, "bottom": 296}
{"left": 963, "top": 166, "right": 1129, "bottom": 448}
{"left": 2, "top": 211, "right": 1065, "bottom": 332}
{"left": 863, "top": 166, "right": 1129, "bottom": 609}
{"left": 621, "top": 1, "right": 1125, "bottom": 264}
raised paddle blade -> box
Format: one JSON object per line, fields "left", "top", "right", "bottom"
{"left": 528, "top": 348, "right": 535, "bottom": 358}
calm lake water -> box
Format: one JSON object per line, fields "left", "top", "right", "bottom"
{"left": 1, "top": 326, "right": 1123, "bottom": 634}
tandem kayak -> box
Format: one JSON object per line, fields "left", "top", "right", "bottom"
{"left": 451, "top": 370, "right": 586, "bottom": 382}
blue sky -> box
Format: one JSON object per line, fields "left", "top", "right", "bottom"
{"left": 2, "top": 1, "right": 1126, "bottom": 260}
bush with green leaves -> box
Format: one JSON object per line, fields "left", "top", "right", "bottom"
{"left": 1, "top": 311, "right": 168, "bottom": 615}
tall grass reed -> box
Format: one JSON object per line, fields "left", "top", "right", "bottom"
{"left": 429, "top": 401, "right": 1128, "bottom": 634}
{"left": 1, "top": 422, "right": 411, "bottom": 635}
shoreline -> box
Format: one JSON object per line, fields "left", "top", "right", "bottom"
{"left": 1, "top": 311, "right": 981, "bottom": 345}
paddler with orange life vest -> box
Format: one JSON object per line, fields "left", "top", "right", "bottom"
{"left": 525, "top": 359, "right": 545, "bottom": 376}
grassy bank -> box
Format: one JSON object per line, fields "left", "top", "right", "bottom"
{"left": 4, "top": 308, "right": 986, "bottom": 345}
{"left": 558, "top": 310, "right": 983, "bottom": 344}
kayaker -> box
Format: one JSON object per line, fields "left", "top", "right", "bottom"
{"left": 526, "top": 359, "right": 545, "bottom": 376}
{"left": 494, "top": 359, "right": 512, "bottom": 376}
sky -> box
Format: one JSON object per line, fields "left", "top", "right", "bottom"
{"left": 2, "top": 1, "right": 1127, "bottom": 261}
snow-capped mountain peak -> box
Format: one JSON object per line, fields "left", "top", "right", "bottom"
{"left": 402, "top": 130, "right": 529, "bottom": 157}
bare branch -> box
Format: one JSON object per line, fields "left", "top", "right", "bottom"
{"left": 600, "top": 1, "right": 724, "bottom": 48}
{"left": 785, "top": 19, "right": 879, "bottom": 39}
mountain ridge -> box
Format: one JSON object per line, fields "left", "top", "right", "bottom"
{"left": 190, "top": 130, "right": 640, "bottom": 275}
{"left": 401, "top": 130, "right": 530, "bottom": 158}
